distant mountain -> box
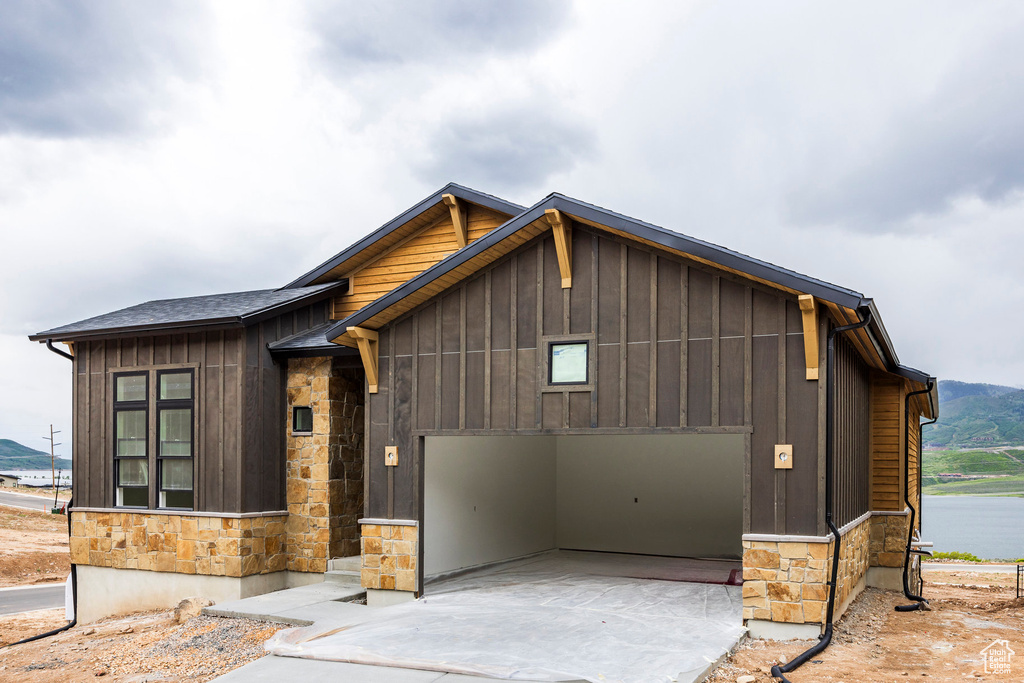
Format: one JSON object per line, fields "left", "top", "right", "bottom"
{"left": 937, "top": 380, "right": 1019, "bottom": 403}
{"left": 924, "top": 380, "right": 1024, "bottom": 448}
{"left": 0, "top": 439, "right": 72, "bottom": 471}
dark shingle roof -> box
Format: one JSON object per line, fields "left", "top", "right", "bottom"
{"left": 267, "top": 322, "right": 357, "bottom": 358}
{"left": 30, "top": 283, "right": 344, "bottom": 341}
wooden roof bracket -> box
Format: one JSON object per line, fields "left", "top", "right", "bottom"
{"left": 798, "top": 294, "right": 819, "bottom": 380}
{"left": 545, "top": 208, "right": 572, "bottom": 288}
{"left": 348, "top": 326, "right": 379, "bottom": 393}
{"left": 442, "top": 194, "right": 468, "bottom": 249}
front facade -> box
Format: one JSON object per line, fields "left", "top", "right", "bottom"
{"left": 33, "top": 183, "right": 936, "bottom": 633}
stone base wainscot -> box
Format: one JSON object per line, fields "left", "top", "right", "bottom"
{"left": 69, "top": 508, "right": 322, "bottom": 623}
{"left": 360, "top": 518, "right": 418, "bottom": 607}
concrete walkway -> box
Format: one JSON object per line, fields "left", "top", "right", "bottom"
{"left": 209, "top": 581, "right": 501, "bottom": 682}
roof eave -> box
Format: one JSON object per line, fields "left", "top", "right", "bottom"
{"left": 29, "top": 317, "right": 244, "bottom": 343}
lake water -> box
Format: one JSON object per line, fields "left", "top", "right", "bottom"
{"left": 921, "top": 495, "right": 1024, "bottom": 560}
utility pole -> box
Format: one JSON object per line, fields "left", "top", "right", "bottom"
{"left": 43, "top": 425, "right": 61, "bottom": 509}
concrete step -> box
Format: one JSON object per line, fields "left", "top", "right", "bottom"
{"left": 324, "top": 570, "right": 361, "bottom": 586}
{"left": 324, "top": 556, "right": 362, "bottom": 586}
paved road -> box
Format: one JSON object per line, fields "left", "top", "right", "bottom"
{"left": 0, "top": 584, "right": 66, "bottom": 616}
{"left": 923, "top": 563, "right": 1019, "bottom": 573}
{"left": 0, "top": 490, "right": 63, "bottom": 512}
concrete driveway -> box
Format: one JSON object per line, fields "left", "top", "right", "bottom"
{"left": 214, "top": 552, "right": 745, "bottom": 683}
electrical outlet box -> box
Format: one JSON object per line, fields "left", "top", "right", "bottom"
{"left": 384, "top": 446, "right": 398, "bottom": 467}
{"left": 774, "top": 444, "right": 793, "bottom": 469}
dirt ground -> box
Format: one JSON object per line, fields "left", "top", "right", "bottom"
{"left": 707, "top": 567, "right": 1024, "bottom": 682}
{"left": 0, "top": 507, "right": 71, "bottom": 586}
{"left": 0, "top": 609, "right": 282, "bottom": 682}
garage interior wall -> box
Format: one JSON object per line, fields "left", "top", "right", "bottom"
{"left": 424, "top": 434, "right": 743, "bottom": 576}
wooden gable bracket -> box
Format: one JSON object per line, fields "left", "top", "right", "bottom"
{"left": 348, "top": 326, "right": 380, "bottom": 393}
{"left": 798, "top": 294, "right": 819, "bottom": 380}
{"left": 441, "top": 194, "right": 469, "bottom": 249}
{"left": 545, "top": 208, "right": 572, "bottom": 288}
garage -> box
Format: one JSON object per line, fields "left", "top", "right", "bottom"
{"left": 423, "top": 434, "right": 744, "bottom": 578}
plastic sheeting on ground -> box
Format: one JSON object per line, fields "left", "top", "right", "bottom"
{"left": 265, "top": 552, "right": 746, "bottom": 683}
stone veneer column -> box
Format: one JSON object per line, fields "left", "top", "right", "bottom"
{"left": 360, "top": 521, "right": 418, "bottom": 594}
{"left": 742, "top": 516, "right": 871, "bottom": 627}
{"left": 285, "top": 357, "right": 364, "bottom": 573}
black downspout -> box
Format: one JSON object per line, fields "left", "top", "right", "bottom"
{"left": 5, "top": 498, "right": 77, "bottom": 646}
{"left": 6, "top": 340, "right": 79, "bottom": 647}
{"left": 772, "top": 308, "right": 872, "bottom": 683}
{"left": 895, "top": 383, "right": 936, "bottom": 612}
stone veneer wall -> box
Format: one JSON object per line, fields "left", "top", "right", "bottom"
{"left": 285, "top": 357, "right": 364, "bottom": 573}
{"left": 742, "top": 515, "right": 871, "bottom": 625}
{"left": 69, "top": 511, "right": 287, "bottom": 577}
{"left": 360, "top": 522, "right": 418, "bottom": 593}
{"left": 869, "top": 513, "right": 910, "bottom": 569}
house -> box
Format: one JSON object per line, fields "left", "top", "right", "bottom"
{"left": 0, "top": 473, "right": 20, "bottom": 487}
{"left": 31, "top": 183, "right": 937, "bottom": 637}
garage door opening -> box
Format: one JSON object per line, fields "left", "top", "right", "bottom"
{"left": 423, "top": 433, "right": 744, "bottom": 579}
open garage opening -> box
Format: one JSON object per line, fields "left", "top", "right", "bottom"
{"left": 423, "top": 433, "right": 744, "bottom": 580}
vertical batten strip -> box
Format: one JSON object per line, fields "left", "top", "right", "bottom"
{"left": 618, "top": 244, "right": 627, "bottom": 428}
{"left": 680, "top": 265, "right": 689, "bottom": 427}
{"left": 510, "top": 255, "right": 518, "bottom": 428}
{"left": 711, "top": 275, "right": 721, "bottom": 427}
{"left": 484, "top": 272, "right": 492, "bottom": 430}
{"left": 649, "top": 254, "right": 658, "bottom": 427}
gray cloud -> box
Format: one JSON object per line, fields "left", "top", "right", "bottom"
{"left": 0, "top": 0, "right": 210, "bottom": 137}
{"left": 785, "top": 18, "right": 1024, "bottom": 228}
{"left": 308, "top": 0, "right": 571, "bottom": 71}
{"left": 414, "top": 108, "right": 596, "bottom": 192}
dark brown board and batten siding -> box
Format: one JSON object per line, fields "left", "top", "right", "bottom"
{"left": 366, "top": 227, "right": 828, "bottom": 536}
{"left": 72, "top": 301, "right": 330, "bottom": 513}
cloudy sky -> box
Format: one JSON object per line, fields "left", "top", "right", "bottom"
{"left": 2, "top": 1, "right": 1023, "bottom": 452}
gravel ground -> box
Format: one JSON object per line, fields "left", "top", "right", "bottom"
{"left": 1, "top": 609, "right": 282, "bottom": 682}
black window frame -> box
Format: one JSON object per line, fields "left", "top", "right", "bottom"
{"left": 156, "top": 369, "right": 195, "bottom": 510}
{"left": 292, "top": 405, "right": 313, "bottom": 434}
{"left": 112, "top": 372, "right": 149, "bottom": 509}
{"left": 547, "top": 340, "right": 590, "bottom": 386}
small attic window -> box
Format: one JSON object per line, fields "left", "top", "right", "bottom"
{"left": 549, "top": 341, "right": 589, "bottom": 385}
{"left": 292, "top": 406, "right": 313, "bottom": 434}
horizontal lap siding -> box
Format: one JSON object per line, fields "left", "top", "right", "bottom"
{"left": 870, "top": 376, "right": 904, "bottom": 511}
{"left": 332, "top": 206, "right": 507, "bottom": 320}
{"left": 72, "top": 301, "right": 329, "bottom": 513}
{"left": 368, "top": 228, "right": 820, "bottom": 533}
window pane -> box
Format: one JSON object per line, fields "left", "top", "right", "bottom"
{"left": 120, "top": 487, "right": 148, "bottom": 507}
{"left": 117, "top": 459, "right": 148, "bottom": 487}
{"left": 159, "top": 408, "right": 192, "bottom": 456}
{"left": 161, "top": 459, "right": 193, "bottom": 490}
{"left": 116, "top": 410, "right": 147, "bottom": 456}
{"left": 116, "top": 375, "right": 146, "bottom": 402}
{"left": 159, "top": 372, "right": 192, "bottom": 400}
{"left": 550, "top": 342, "right": 588, "bottom": 383}
{"left": 293, "top": 406, "right": 313, "bottom": 432}
{"left": 162, "top": 489, "right": 193, "bottom": 509}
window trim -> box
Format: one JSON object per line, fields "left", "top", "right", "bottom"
{"left": 541, "top": 334, "right": 596, "bottom": 393}
{"left": 110, "top": 364, "right": 199, "bottom": 511}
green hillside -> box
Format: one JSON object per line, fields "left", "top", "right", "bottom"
{"left": 924, "top": 380, "right": 1024, "bottom": 448}
{"left": 0, "top": 439, "right": 72, "bottom": 471}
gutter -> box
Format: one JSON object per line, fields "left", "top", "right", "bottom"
{"left": 772, "top": 307, "right": 873, "bottom": 683}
